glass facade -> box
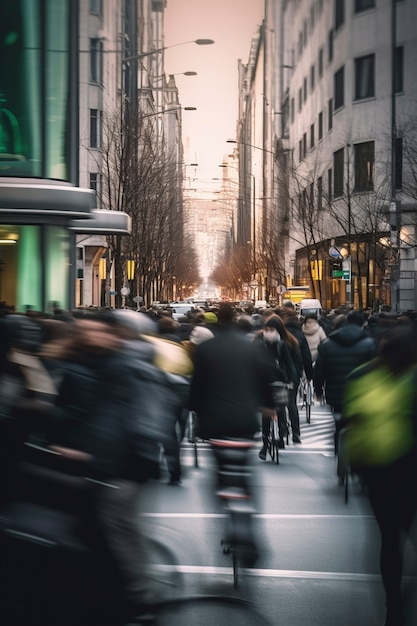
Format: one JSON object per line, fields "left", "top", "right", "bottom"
{"left": 0, "top": 224, "right": 70, "bottom": 312}
{"left": 0, "top": 0, "right": 72, "bottom": 180}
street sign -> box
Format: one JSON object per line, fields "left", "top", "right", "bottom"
{"left": 329, "top": 246, "right": 343, "bottom": 259}
{"left": 277, "top": 284, "right": 287, "bottom": 294}
{"left": 342, "top": 270, "right": 350, "bottom": 280}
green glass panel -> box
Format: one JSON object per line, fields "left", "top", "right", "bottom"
{"left": 16, "top": 225, "right": 42, "bottom": 312}
{"left": 45, "top": 225, "right": 70, "bottom": 312}
{"left": 0, "top": 0, "right": 71, "bottom": 179}
{"left": 45, "top": 0, "right": 69, "bottom": 179}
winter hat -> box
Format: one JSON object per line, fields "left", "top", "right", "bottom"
{"left": 264, "top": 316, "right": 282, "bottom": 332}
{"left": 203, "top": 311, "right": 218, "bottom": 325}
{"left": 190, "top": 326, "right": 214, "bottom": 345}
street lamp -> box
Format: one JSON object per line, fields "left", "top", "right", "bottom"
{"left": 141, "top": 106, "right": 196, "bottom": 119}
{"left": 123, "top": 39, "right": 215, "bottom": 63}
{"left": 226, "top": 139, "right": 276, "bottom": 157}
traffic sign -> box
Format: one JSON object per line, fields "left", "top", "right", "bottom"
{"left": 249, "top": 279, "right": 258, "bottom": 288}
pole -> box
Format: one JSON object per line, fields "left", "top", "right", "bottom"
{"left": 390, "top": 0, "right": 399, "bottom": 312}
{"left": 252, "top": 176, "right": 256, "bottom": 279}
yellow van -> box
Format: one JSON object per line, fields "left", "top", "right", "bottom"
{"left": 283, "top": 286, "right": 312, "bottom": 303}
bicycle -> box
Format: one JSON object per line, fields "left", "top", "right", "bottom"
{"left": 209, "top": 438, "right": 258, "bottom": 588}
{"left": 299, "top": 376, "right": 314, "bottom": 424}
{"left": 263, "top": 410, "right": 280, "bottom": 464}
{"left": 184, "top": 410, "right": 199, "bottom": 468}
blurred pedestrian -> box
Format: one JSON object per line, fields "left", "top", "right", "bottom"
{"left": 253, "top": 314, "right": 300, "bottom": 451}
{"left": 314, "top": 309, "right": 377, "bottom": 453}
{"left": 301, "top": 312, "right": 327, "bottom": 363}
{"left": 46, "top": 311, "right": 176, "bottom": 620}
{"left": 189, "top": 303, "right": 264, "bottom": 440}
{"left": 342, "top": 321, "right": 417, "bottom": 626}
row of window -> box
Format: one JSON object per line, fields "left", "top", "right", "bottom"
{"left": 336, "top": 0, "right": 403, "bottom": 32}
{"left": 293, "top": 45, "right": 403, "bottom": 125}
{"left": 298, "top": 102, "right": 333, "bottom": 161}
{"left": 296, "top": 138, "right": 403, "bottom": 212}
{"left": 295, "top": 0, "right": 381, "bottom": 68}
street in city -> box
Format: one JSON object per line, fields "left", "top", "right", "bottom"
{"left": 141, "top": 402, "right": 417, "bottom": 626}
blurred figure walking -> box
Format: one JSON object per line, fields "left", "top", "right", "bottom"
{"left": 342, "top": 321, "right": 417, "bottom": 626}
{"left": 314, "top": 310, "right": 377, "bottom": 453}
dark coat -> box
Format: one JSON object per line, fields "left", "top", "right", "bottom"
{"left": 189, "top": 325, "right": 267, "bottom": 439}
{"left": 314, "top": 323, "right": 377, "bottom": 411}
{"left": 49, "top": 341, "right": 179, "bottom": 482}
{"left": 252, "top": 334, "right": 299, "bottom": 410}
{"left": 283, "top": 319, "right": 314, "bottom": 380}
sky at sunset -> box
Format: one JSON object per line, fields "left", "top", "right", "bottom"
{"left": 164, "top": 0, "right": 264, "bottom": 179}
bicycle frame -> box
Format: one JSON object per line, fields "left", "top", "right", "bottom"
{"left": 209, "top": 439, "right": 258, "bottom": 587}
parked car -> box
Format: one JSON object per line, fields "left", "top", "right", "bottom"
{"left": 169, "top": 302, "right": 195, "bottom": 321}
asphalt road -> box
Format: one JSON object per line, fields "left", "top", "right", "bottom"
{"left": 140, "top": 404, "right": 417, "bottom": 626}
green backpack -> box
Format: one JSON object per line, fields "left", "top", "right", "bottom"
{"left": 343, "top": 364, "right": 415, "bottom": 469}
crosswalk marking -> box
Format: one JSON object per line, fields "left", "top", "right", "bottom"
{"left": 180, "top": 406, "right": 336, "bottom": 456}
{"left": 297, "top": 405, "right": 335, "bottom": 452}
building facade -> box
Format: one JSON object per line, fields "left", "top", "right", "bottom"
{"left": 234, "top": 0, "right": 417, "bottom": 312}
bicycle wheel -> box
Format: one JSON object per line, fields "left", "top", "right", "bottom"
{"left": 271, "top": 416, "right": 280, "bottom": 465}
{"left": 150, "top": 594, "right": 273, "bottom": 626}
{"left": 187, "top": 412, "right": 199, "bottom": 468}
{"left": 232, "top": 550, "right": 239, "bottom": 588}
{"left": 144, "top": 536, "right": 183, "bottom": 598}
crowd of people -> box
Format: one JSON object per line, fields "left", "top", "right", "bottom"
{"left": 0, "top": 300, "right": 416, "bottom": 625}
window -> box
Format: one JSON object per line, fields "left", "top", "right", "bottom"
{"left": 355, "top": 0, "right": 375, "bottom": 12}
{"left": 303, "top": 20, "right": 308, "bottom": 46}
{"left": 303, "top": 133, "right": 307, "bottom": 158}
{"left": 318, "top": 48, "right": 324, "bottom": 78}
{"left": 90, "top": 109, "right": 101, "bottom": 148}
{"left": 328, "top": 168, "right": 333, "bottom": 200}
{"left": 354, "top": 141, "right": 375, "bottom": 191}
{"left": 299, "top": 87, "right": 303, "bottom": 111}
{"left": 303, "top": 77, "right": 307, "bottom": 102}
{"left": 335, "top": 0, "right": 345, "bottom": 30}
{"left": 90, "top": 0, "right": 103, "bottom": 15}
{"left": 318, "top": 176, "right": 323, "bottom": 210}
{"left": 328, "top": 99, "right": 333, "bottom": 130}
{"left": 291, "top": 98, "right": 295, "bottom": 124}
{"left": 328, "top": 29, "right": 334, "bottom": 63}
{"left": 318, "top": 111, "right": 323, "bottom": 140}
{"left": 90, "top": 38, "right": 103, "bottom": 84}
{"left": 310, "top": 182, "right": 314, "bottom": 208}
{"left": 355, "top": 54, "right": 375, "bottom": 100}
{"left": 334, "top": 66, "right": 345, "bottom": 110}
{"left": 395, "top": 137, "right": 403, "bottom": 190}
{"left": 299, "top": 140, "right": 303, "bottom": 162}
{"left": 333, "top": 148, "right": 344, "bottom": 197}
{"left": 310, "top": 123, "right": 315, "bottom": 149}
{"left": 89, "top": 173, "right": 101, "bottom": 206}
{"left": 394, "top": 46, "right": 404, "bottom": 93}
{"left": 310, "top": 65, "right": 315, "bottom": 91}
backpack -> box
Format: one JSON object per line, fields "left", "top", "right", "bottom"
{"left": 342, "top": 364, "right": 416, "bottom": 470}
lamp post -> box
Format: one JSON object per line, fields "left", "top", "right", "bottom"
{"left": 226, "top": 139, "right": 276, "bottom": 157}
{"left": 123, "top": 39, "right": 214, "bottom": 63}
{"left": 141, "top": 106, "right": 196, "bottom": 119}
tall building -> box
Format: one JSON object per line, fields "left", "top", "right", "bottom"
{"left": 234, "top": 0, "right": 417, "bottom": 311}
{"left": 0, "top": 0, "right": 95, "bottom": 313}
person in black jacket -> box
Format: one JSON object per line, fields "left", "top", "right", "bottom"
{"left": 314, "top": 309, "right": 377, "bottom": 453}
{"left": 253, "top": 315, "right": 300, "bottom": 452}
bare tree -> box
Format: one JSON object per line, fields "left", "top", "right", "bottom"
{"left": 98, "top": 104, "right": 200, "bottom": 307}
